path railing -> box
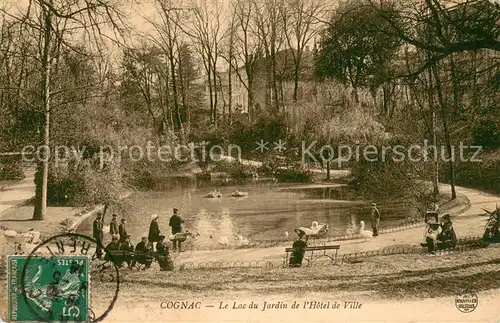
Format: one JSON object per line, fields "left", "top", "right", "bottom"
{"left": 175, "top": 235, "right": 495, "bottom": 271}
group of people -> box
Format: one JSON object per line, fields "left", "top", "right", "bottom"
{"left": 422, "top": 213, "right": 457, "bottom": 254}
{"left": 92, "top": 207, "right": 185, "bottom": 271}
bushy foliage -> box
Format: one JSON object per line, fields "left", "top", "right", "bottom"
{"left": 349, "top": 138, "right": 431, "bottom": 206}
{"left": 274, "top": 167, "right": 313, "bottom": 183}
{"left": 0, "top": 155, "right": 25, "bottom": 181}
{"left": 472, "top": 119, "right": 500, "bottom": 149}
{"left": 47, "top": 157, "right": 129, "bottom": 207}
{"left": 444, "top": 150, "right": 500, "bottom": 194}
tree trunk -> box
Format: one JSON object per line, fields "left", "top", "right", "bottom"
{"left": 102, "top": 203, "right": 109, "bottom": 228}
{"left": 33, "top": 2, "right": 52, "bottom": 221}
{"left": 228, "top": 63, "right": 232, "bottom": 125}
{"left": 427, "top": 66, "right": 439, "bottom": 197}
{"left": 207, "top": 69, "right": 214, "bottom": 124}
{"left": 432, "top": 64, "right": 456, "bottom": 199}
{"left": 212, "top": 62, "right": 218, "bottom": 128}
{"left": 247, "top": 71, "right": 254, "bottom": 122}
{"left": 177, "top": 50, "right": 189, "bottom": 136}
{"left": 168, "top": 47, "right": 184, "bottom": 142}
{"left": 326, "top": 160, "right": 330, "bottom": 181}
{"left": 292, "top": 54, "right": 301, "bottom": 102}
{"left": 449, "top": 55, "right": 460, "bottom": 117}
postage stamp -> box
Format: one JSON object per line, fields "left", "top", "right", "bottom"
{"left": 8, "top": 255, "right": 90, "bottom": 322}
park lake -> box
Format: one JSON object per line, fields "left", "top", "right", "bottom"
{"left": 77, "top": 179, "right": 413, "bottom": 248}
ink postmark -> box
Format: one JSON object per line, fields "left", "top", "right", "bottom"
{"left": 454, "top": 291, "right": 478, "bottom": 313}
{"left": 8, "top": 233, "right": 120, "bottom": 322}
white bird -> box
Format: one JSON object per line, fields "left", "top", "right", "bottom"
{"left": 237, "top": 235, "right": 249, "bottom": 246}
{"left": 217, "top": 236, "right": 229, "bottom": 246}
{"left": 3, "top": 229, "right": 18, "bottom": 238}
{"left": 359, "top": 221, "right": 373, "bottom": 242}
{"left": 23, "top": 229, "right": 41, "bottom": 244}
{"left": 285, "top": 231, "right": 289, "bottom": 239}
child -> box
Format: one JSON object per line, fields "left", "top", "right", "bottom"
{"left": 424, "top": 218, "right": 442, "bottom": 254}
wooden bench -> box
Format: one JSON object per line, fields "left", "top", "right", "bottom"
{"left": 105, "top": 251, "right": 154, "bottom": 267}
{"left": 283, "top": 245, "right": 340, "bottom": 267}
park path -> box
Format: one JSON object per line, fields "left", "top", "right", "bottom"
{"left": 0, "top": 166, "right": 35, "bottom": 215}
{"left": 174, "top": 183, "right": 500, "bottom": 266}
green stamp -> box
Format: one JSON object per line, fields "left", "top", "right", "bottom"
{"left": 8, "top": 255, "right": 90, "bottom": 322}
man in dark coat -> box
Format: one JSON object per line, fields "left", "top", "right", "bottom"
{"left": 118, "top": 218, "right": 128, "bottom": 243}
{"left": 134, "top": 237, "right": 153, "bottom": 269}
{"left": 109, "top": 213, "right": 118, "bottom": 237}
{"left": 104, "top": 236, "right": 120, "bottom": 262}
{"left": 371, "top": 203, "right": 381, "bottom": 237}
{"left": 148, "top": 214, "right": 161, "bottom": 251}
{"left": 93, "top": 213, "right": 104, "bottom": 259}
{"left": 169, "top": 208, "right": 184, "bottom": 252}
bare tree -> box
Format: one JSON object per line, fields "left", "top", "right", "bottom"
{"left": 278, "top": 0, "right": 326, "bottom": 102}
{"left": 252, "top": 0, "right": 287, "bottom": 115}
{"left": 178, "top": 0, "right": 224, "bottom": 127}
{"left": 222, "top": 0, "right": 262, "bottom": 121}
{"left": 1, "top": 0, "right": 126, "bottom": 220}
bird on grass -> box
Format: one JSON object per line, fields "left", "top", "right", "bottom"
{"left": 237, "top": 235, "right": 249, "bottom": 246}
{"left": 359, "top": 221, "right": 373, "bottom": 242}
{"left": 216, "top": 236, "right": 229, "bottom": 246}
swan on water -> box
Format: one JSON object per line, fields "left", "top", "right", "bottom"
{"left": 284, "top": 231, "right": 289, "bottom": 239}
{"left": 359, "top": 221, "right": 373, "bottom": 242}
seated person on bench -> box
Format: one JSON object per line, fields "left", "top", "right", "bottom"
{"left": 424, "top": 218, "right": 442, "bottom": 254}
{"left": 438, "top": 214, "right": 457, "bottom": 248}
{"left": 133, "top": 237, "right": 153, "bottom": 270}
{"left": 104, "top": 236, "right": 121, "bottom": 261}
{"left": 156, "top": 235, "right": 174, "bottom": 271}
{"left": 289, "top": 229, "right": 308, "bottom": 267}
{"left": 119, "top": 236, "right": 135, "bottom": 268}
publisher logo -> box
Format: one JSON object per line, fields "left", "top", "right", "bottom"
{"left": 455, "top": 291, "right": 478, "bottom": 313}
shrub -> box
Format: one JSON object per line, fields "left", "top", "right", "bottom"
{"left": 47, "top": 165, "right": 84, "bottom": 205}
{"left": 472, "top": 119, "right": 500, "bottom": 149}
{"left": 0, "top": 155, "right": 24, "bottom": 181}
{"left": 349, "top": 139, "right": 432, "bottom": 211}
{"left": 443, "top": 150, "right": 500, "bottom": 194}
{"left": 275, "top": 167, "right": 313, "bottom": 183}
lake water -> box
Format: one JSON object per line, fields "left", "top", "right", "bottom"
{"left": 77, "top": 180, "right": 412, "bottom": 248}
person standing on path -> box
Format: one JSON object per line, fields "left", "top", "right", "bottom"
{"left": 371, "top": 203, "right": 381, "bottom": 237}
{"left": 148, "top": 214, "right": 161, "bottom": 251}
{"left": 109, "top": 213, "right": 118, "bottom": 238}
{"left": 118, "top": 218, "right": 129, "bottom": 243}
{"left": 93, "top": 213, "right": 104, "bottom": 259}
{"left": 169, "top": 208, "right": 184, "bottom": 252}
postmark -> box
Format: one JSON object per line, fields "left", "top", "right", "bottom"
{"left": 454, "top": 291, "right": 478, "bottom": 313}
{"left": 9, "top": 255, "right": 90, "bottom": 322}
{"left": 11, "top": 232, "right": 120, "bottom": 322}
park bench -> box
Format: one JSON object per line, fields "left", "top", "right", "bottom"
{"left": 283, "top": 244, "right": 340, "bottom": 267}
{"left": 105, "top": 250, "right": 155, "bottom": 268}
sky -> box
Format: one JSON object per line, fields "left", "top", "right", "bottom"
{"left": 2, "top": 0, "right": 333, "bottom": 71}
